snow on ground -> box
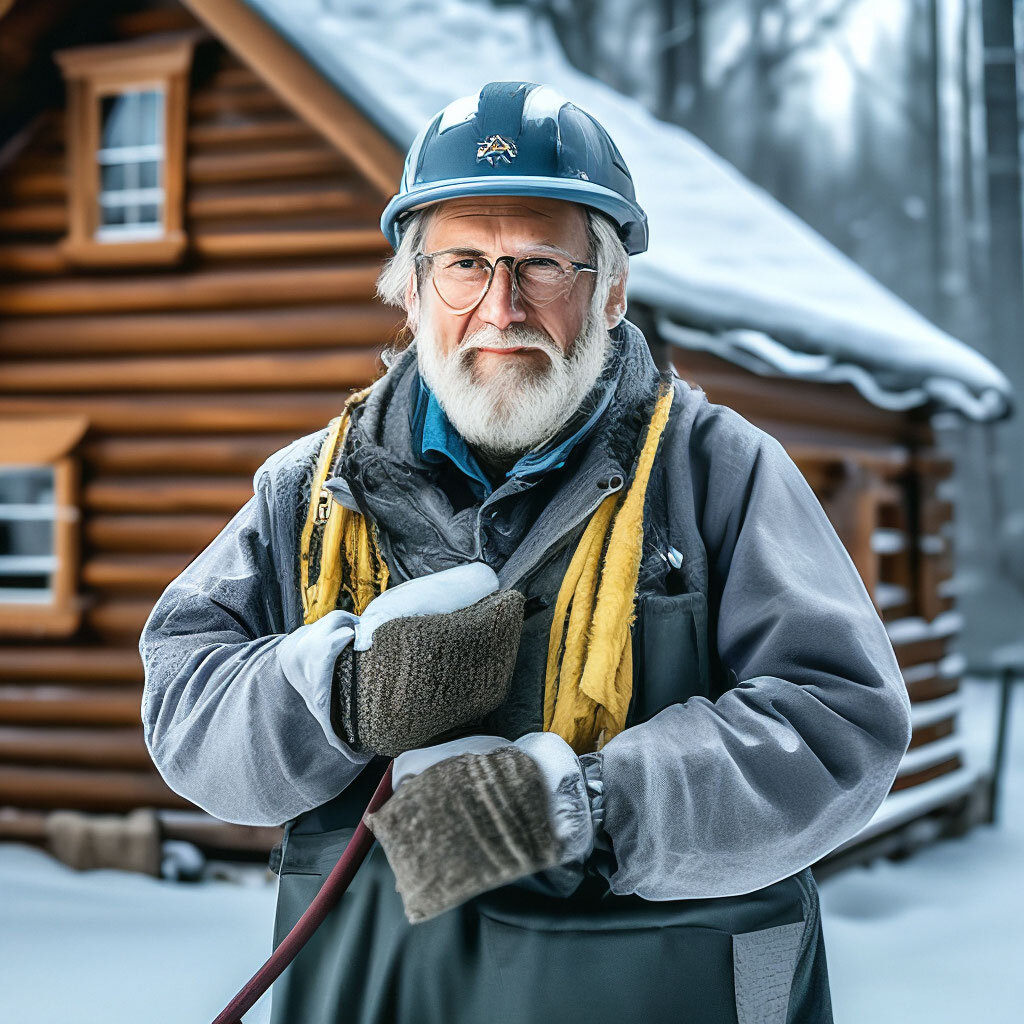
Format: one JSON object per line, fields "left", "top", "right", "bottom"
{"left": 0, "top": 848, "right": 278, "bottom": 1023}
{"left": 818, "top": 675, "right": 1024, "bottom": 1023}
{"left": 0, "top": 676, "right": 1020, "bottom": 1023}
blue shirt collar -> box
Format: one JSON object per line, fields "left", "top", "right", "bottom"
{"left": 410, "top": 373, "right": 614, "bottom": 501}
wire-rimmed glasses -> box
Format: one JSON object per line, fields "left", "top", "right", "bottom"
{"left": 414, "top": 248, "right": 597, "bottom": 315}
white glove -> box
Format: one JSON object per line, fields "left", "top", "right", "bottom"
{"left": 391, "top": 731, "right": 596, "bottom": 864}
{"left": 353, "top": 561, "right": 498, "bottom": 651}
{"left": 277, "top": 561, "right": 499, "bottom": 752}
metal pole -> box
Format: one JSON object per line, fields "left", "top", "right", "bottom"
{"left": 988, "top": 665, "right": 1017, "bottom": 823}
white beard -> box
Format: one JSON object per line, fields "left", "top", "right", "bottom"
{"left": 415, "top": 305, "right": 611, "bottom": 462}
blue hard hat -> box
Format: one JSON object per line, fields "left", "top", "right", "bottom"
{"left": 380, "top": 81, "right": 648, "bottom": 255}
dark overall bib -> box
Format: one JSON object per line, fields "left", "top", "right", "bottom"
{"left": 268, "top": 511, "right": 835, "bottom": 1024}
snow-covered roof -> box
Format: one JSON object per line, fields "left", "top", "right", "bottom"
{"left": 246, "top": 0, "right": 1013, "bottom": 422}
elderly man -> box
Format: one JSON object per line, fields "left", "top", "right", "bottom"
{"left": 140, "top": 82, "right": 911, "bottom": 1024}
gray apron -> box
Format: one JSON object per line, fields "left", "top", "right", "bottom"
{"left": 267, "top": 522, "right": 834, "bottom": 1024}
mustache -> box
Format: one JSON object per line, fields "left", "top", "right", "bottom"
{"left": 460, "top": 326, "right": 562, "bottom": 359}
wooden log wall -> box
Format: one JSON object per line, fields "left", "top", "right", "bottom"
{"left": 0, "top": 30, "right": 400, "bottom": 849}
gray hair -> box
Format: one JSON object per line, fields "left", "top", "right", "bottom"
{"left": 375, "top": 204, "right": 629, "bottom": 339}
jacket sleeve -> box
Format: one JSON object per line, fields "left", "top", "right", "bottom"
{"left": 139, "top": 445, "right": 372, "bottom": 827}
{"left": 579, "top": 403, "right": 914, "bottom": 899}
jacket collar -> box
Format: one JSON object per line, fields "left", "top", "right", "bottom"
{"left": 409, "top": 357, "right": 618, "bottom": 501}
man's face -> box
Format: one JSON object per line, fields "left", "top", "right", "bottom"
{"left": 416, "top": 195, "right": 594, "bottom": 373}
{"left": 411, "top": 196, "right": 615, "bottom": 461}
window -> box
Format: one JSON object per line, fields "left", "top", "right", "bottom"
{"left": 0, "top": 417, "right": 87, "bottom": 638}
{"left": 0, "top": 467, "right": 58, "bottom": 604}
{"left": 97, "top": 88, "right": 166, "bottom": 241}
{"left": 56, "top": 33, "right": 198, "bottom": 266}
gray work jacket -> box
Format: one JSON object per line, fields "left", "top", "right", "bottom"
{"left": 139, "top": 318, "right": 913, "bottom": 900}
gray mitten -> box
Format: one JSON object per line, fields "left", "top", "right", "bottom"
{"left": 331, "top": 589, "right": 526, "bottom": 757}
{"left": 363, "top": 745, "right": 563, "bottom": 923}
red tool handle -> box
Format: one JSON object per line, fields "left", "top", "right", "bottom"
{"left": 211, "top": 761, "right": 395, "bottom": 1024}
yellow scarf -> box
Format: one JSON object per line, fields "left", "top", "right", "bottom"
{"left": 299, "top": 380, "right": 674, "bottom": 755}
{"left": 544, "top": 381, "right": 674, "bottom": 752}
{"left": 299, "top": 384, "right": 389, "bottom": 620}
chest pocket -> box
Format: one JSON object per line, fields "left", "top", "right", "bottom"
{"left": 629, "top": 589, "right": 711, "bottom": 726}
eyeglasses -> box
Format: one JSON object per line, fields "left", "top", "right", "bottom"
{"left": 414, "top": 248, "right": 597, "bottom": 315}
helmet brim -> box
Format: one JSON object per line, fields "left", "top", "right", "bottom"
{"left": 381, "top": 175, "right": 648, "bottom": 255}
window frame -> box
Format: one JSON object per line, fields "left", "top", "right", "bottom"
{"left": 55, "top": 33, "right": 199, "bottom": 267}
{"left": 0, "top": 417, "right": 88, "bottom": 638}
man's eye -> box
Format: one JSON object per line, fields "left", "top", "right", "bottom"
{"left": 522, "top": 258, "right": 559, "bottom": 268}
{"left": 445, "top": 258, "right": 485, "bottom": 270}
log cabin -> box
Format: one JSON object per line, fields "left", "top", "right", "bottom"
{"left": 0, "top": 0, "right": 1013, "bottom": 863}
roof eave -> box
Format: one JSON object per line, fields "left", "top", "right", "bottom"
{"left": 181, "top": 0, "right": 404, "bottom": 195}
{"left": 657, "top": 315, "right": 1015, "bottom": 424}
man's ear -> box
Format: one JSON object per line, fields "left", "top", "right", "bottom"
{"left": 603, "top": 270, "right": 628, "bottom": 330}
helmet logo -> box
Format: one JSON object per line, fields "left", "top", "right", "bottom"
{"left": 476, "top": 134, "right": 518, "bottom": 166}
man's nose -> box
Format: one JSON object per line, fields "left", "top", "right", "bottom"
{"left": 476, "top": 261, "right": 528, "bottom": 330}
